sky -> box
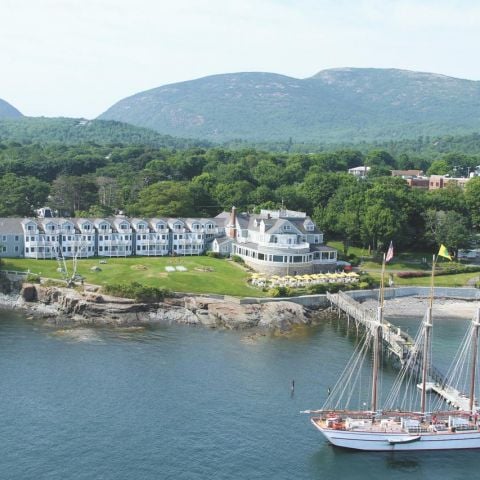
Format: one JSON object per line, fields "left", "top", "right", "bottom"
{"left": 2, "top": 0, "right": 480, "bottom": 119}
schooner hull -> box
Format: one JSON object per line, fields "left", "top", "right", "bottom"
{"left": 312, "top": 421, "right": 480, "bottom": 451}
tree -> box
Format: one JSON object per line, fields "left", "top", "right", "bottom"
{"left": 302, "top": 172, "right": 355, "bottom": 211}
{"left": 0, "top": 173, "right": 49, "bottom": 216}
{"left": 465, "top": 177, "right": 480, "bottom": 228}
{"left": 127, "top": 181, "right": 195, "bottom": 217}
{"left": 365, "top": 150, "right": 396, "bottom": 168}
{"left": 49, "top": 175, "right": 98, "bottom": 216}
{"left": 423, "top": 209, "right": 472, "bottom": 256}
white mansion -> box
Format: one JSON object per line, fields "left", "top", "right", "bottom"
{"left": 0, "top": 208, "right": 337, "bottom": 275}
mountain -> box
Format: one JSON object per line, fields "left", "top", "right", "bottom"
{"left": 98, "top": 68, "right": 480, "bottom": 142}
{"left": 0, "top": 117, "right": 210, "bottom": 148}
{"left": 0, "top": 98, "right": 23, "bottom": 119}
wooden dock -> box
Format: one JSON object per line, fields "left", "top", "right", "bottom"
{"left": 326, "top": 291, "right": 477, "bottom": 412}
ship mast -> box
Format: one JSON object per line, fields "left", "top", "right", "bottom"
{"left": 371, "top": 254, "right": 385, "bottom": 415}
{"left": 469, "top": 308, "right": 480, "bottom": 414}
{"left": 421, "top": 254, "right": 435, "bottom": 414}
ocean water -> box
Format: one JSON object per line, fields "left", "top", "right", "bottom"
{"left": 0, "top": 309, "right": 477, "bottom": 480}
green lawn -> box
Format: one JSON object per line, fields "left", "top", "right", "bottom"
{"left": 0, "top": 256, "right": 266, "bottom": 297}
{"left": 326, "top": 241, "right": 372, "bottom": 259}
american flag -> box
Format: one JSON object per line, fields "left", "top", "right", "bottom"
{"left": 385, "top": 241, "right": 394, "bottom": 263}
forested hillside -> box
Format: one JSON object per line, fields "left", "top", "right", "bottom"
{"left": 0, "top": 117, "right": 210, "bottom": 149}
{"left": 1, "top": 141, "right": 478, "bottom": 255}
{"left": 99, "top": 68, "right": 480, "bottom": 142}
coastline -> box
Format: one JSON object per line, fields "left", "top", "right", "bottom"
{"left": 0, "top": 283, "right": 328, "bottom": 331}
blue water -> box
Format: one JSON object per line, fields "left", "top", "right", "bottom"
{"left": 0, "top": 310, "right": 477, "bottom": 480}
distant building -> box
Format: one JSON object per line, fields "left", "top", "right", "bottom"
{"left": 348, "top": 166, "right": 370, "bottom": 177}
{"left": 391, "top": 169, "right": 424, "bottom": 178}
{"left": 428, "top": 175, "right": 471, "bottom": 190}
{"left": 405, "top": 177, "right": 430, "bottom": 189}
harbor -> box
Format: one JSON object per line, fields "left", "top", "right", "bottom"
{"left": 326, "top": 290, "right": 480, "bottom": 412}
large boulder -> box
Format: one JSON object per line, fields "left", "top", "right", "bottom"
{"left": 21, "top": 283, "right": 37, "bottom": 302}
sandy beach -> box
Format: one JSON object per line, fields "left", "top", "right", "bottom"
{"left": 361, "top": 296, "right": 479, "bottom": 319}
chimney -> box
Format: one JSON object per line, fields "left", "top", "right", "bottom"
{"left": 227, "top": 206, "right": 237, "bottom": 239}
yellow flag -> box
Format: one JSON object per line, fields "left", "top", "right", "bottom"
{"left": 438, "top": 244, "right": 452, "bottom": 260}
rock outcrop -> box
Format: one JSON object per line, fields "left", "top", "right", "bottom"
{"left": 0, "top": 283, "right": 324, "bottom": 331}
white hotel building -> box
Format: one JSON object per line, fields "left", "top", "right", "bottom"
{"left": 0, "top": 208, "right": 337, "bottom": 275}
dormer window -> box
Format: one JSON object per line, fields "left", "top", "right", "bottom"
{"left": 120, "top": 223, "right": 128, "bottom": 230}
{"left": 284, "top": 225, "right": 291, "bottom": 231}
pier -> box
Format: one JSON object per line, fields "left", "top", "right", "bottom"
{"left": 326, "top": 291, "right": 477, "bottom": 412}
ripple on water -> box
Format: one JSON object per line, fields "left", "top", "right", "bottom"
{"left": 51, "top": 327, "right": 104, "bottom": 343}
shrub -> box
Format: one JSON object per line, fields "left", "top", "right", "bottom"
{"left": 103, "top": 281, "right": 173, "bottom": 302}
{"left": 307, "top": 284, "right": 328, "bottom": 294}
{"left": 25, "top": 273, "right": 41, "bottom": 283}
{"left": 397, "top": 271, "right": 429, "bottom": 279}
{"left": 397, "top": 264, "right": 480, "bottom": 279}
{"left": 206, "top": 251, "right": 221, "bottom": 259}
{"left": 267, "top": 286, "right": 291, "bottom": 297}
{"left": 231, "top": 255, "right": 245, "bottom": 264}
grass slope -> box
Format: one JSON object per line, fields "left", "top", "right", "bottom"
{"left": 1, "top": 256, "right": 265, "bottom": 297}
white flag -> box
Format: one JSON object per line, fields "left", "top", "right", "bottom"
{"left": 385, "top": 241, "right": 394, "bottom": 263}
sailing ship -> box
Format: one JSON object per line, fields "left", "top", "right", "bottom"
{"left": 307, "top": 248, "right": 480, "bottom": 451}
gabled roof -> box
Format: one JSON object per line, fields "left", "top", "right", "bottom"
{"left": 0, "top": 218, "right": 24, "bottom": 234}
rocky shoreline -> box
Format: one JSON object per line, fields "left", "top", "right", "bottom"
{"left": 0, "top": 282, "right": 329, "bottom": 331}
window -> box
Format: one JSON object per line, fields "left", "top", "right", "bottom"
{"left": 284, "top": 225, "right": 291, "bottom": 231}
{"left": 120, "top": 223, "right": 128, "bottom": 230}
{"left": 2, "top": 235, "right": 6, "bottom": 241}
{"left": 15, "top": 246, "right": 19, "bottom": 252}
{"left": 15, "top": 236, "right": 19, "bottom": 241}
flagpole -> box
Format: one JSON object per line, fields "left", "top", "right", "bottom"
{"left": 379, "top": 253, "right": 386, "bottom": 308}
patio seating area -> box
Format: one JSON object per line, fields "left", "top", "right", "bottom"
{"left": 249, "top": 271, "right": 359, "bottom": 288}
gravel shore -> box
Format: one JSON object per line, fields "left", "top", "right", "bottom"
{"left": 361, "top": 296, "right": 479, "bottom": 319}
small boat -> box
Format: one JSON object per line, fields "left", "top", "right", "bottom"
{"left": 308, "top": 248, "right": 480, "bottom": 451}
